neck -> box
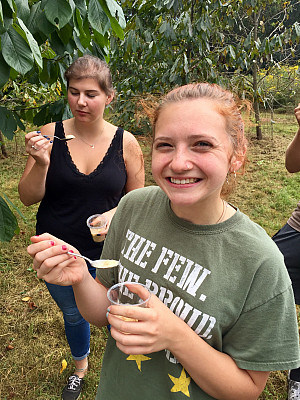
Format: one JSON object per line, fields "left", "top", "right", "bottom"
{"left": 171, "top": 198, "right": 228, "bottom": 225}
{"left": 73, "top": 118, "right": 105, "bottom": 138}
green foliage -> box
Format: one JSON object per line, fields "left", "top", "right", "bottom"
{"left": 258, "top": 65, "right": 300, "bottom": 110}
{"left": 0, "top": 195, "right": 19, "bottom": 242}
{"left": 110, "top": 0, "right": 300, "bottom": 135}
{"left": 0, "top": 0, "right": 126, "bottom": 139}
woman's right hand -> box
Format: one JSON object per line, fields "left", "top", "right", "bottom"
{"left": 27, "top": 233, "right": 89, "bottom": 286}
{"left": 25, "top": 130, "right": 52, "bottom": 166}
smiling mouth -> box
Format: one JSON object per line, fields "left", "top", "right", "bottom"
{"left": 169, "top": 178, "right": 200, "bottom": 184}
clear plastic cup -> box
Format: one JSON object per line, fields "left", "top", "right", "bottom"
{"left": 86, "top": 214, "right": 107, "bottom": 242}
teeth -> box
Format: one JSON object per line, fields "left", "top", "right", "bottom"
{"left": 170, "top": 178, "right": 197, "bottom": 184}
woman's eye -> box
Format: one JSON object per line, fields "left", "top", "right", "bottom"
{"left": 195, "top": 141, "right": 212, "bottom": 148}
{"left": 87, "top": 94, "right": 96, "bottom": 98}
{"left": 155, "top": 142, "right": 172, "bottom": 149}
{"left": 70, "top": 92, "right": 79, "bottom": 96}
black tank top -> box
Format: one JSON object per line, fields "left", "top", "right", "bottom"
{"left": 36, "top": 121, "right": 127, "bottom": 260}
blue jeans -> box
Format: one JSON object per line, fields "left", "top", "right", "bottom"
{"left": 45, "top": 266, "right": 96, "bottom": 361}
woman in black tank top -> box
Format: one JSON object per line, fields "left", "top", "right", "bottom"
{"left": 19, "top": 55, "right": 144, "bottom": 400}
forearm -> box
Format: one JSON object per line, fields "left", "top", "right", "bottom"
{"left": 73, "top": 276, "right": 110, "bottom": 328}
{"left": 286, "top": 128, "right": 300, "bottom": 173}
{"left": 18, "top": 162, "right": 48, "bottom": 205}
{"left": 169, "top": 320, "right": 267, "bottom": 400}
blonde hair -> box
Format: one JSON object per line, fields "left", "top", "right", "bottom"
{"left": 153, "top": 83, "right": 247, "bottom": 164}
{"left": 64, "top": 55, "right": 114, "bottom": 97}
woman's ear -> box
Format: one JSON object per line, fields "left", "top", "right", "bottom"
{"left": 230, "top": 154, "right": 244, "bottom": 173}
{"left": 105, "top": 93, "right": 114, "bottom": 106}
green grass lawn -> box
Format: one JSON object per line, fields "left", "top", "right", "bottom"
{"left": 0, "top": 112, "right": 299, "bottom": 399}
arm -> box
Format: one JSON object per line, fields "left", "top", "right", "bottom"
{"left": 285, "top": 103, "right": 300, "bottom": 173}
{"left": 18, "top": 124, "right": 55, "bottom": 206}
{"left": 123, "top": 130, "right": 145, "bottom": 192}
{"left": 27, "top": 234, "right": 110, "bottom": 327}
{"left": 107, "top": 293, "right": 269, "bottom": 400}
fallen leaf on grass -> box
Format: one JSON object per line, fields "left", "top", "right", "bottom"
{"left": 21, "top": 296, "right": 31, "bottom": 302}
{"left": 6, "top": 344, "right": 14, "bottom": 350}
{"left": 28, "top": 301, "right": 37, "bottom": 311}
{"left": 60, "top": 359, "right": 67, "bottom": 374}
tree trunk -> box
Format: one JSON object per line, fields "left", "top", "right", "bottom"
{"left": 0, "top": 130, "right": 8, "bottom": 158}
{"left": 252, "top": 12, "right": 262, "bottom": 140}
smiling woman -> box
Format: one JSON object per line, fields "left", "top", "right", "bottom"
{"left": 27, "top": 82, "right": 300, "bottom": 400}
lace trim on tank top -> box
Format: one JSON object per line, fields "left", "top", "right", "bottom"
{"left": 59, "top": 122, "right": 122, "bottom": 178}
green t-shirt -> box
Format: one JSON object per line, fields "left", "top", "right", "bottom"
{"left": 96, "top": 186, "right": 300, "bottom": 400}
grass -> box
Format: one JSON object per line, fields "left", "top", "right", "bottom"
{"left": 0, "top": 112, "right": 300, "bottom": 399}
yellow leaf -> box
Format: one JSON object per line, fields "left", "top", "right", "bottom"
{"left": 22, "top": 297, "right": 31, "bottom": 302}
{"left": 60, "top": 359, "right": 67, "bottom": 374}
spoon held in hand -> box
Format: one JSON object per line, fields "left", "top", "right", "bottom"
{"left": 67, "top": 251, "right": 118, "bottom": 268}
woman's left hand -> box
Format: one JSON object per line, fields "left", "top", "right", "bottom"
{"left": 107, "top": 288, "right": 187, "bottom": 355}
{"left": 100, "top": 207, "right": 117, "bottom": 235}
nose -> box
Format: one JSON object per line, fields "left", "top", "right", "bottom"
{"left": 77, "top": 93, "right": 87, "bottom": 106}
{"left": 170, "top": 148, "right": 193, "bottom": 172}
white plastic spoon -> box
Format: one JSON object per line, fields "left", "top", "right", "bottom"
{"left": 43, "top": 134, "right": 75, "bottom": 141}
{"left": 67, "top": 251, "right": 119, "bottom": 268}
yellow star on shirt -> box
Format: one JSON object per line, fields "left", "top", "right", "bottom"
{"left": 168, "top": 367, "right": 191, "bottom": 397}
{"left": 126, "top": 354, "right": 151, "bottom": 371}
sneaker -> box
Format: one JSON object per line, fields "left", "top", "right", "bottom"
{"left": 288, "top": 376, "right": 300, "bottom": 400}
{"left": 62, "top": 374, "right": 84, "bottom": 400}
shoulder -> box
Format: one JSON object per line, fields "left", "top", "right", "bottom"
{"left": 39, "top": 121, "right": 57, "bottom": 135}
{"left": 122, "top": 130, "right": 143, "bottom": 151}
{"left": 117, "top": 186, "right": 162, "bottom": 209}
{"left": 234, "top": 212, "right": 285, "bottom": 260}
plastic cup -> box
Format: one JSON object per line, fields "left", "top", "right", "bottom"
{"left": 86, "top": 214, "right": 107, "bottom": 242}
{"left": 107, "top": 282, "right": 151, "bottom": 324}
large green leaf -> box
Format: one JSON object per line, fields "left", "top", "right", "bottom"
{"left": 16, "top": 18, "right": 43, "bottom": 68}
{"left": 14, "top": 0, "right": 30, "bottom": 23}
{"left": 0, "top": 195, "right": 19, "bottom": 243}
{"left": 98, "top": 0, "right": 125, "bottom": 39}
{"left": 88, "top": 0, "right": 110, "bottom": 35}
{"left": 27, "top": 2, "right": 56, "bottom": 35}
{"left": 73, "top": 0, "right": 87, "bottom": 18}
{"left": 44, "top": 0, "right": 72, "bottom": 29}
{"left": 0, "top": 2, "right": 3, "bottom": 25}
{"left": 0, "top": 52, "right": 10, "bottom": 88}
{"left": 1, "top": 25, "right": 34, "bottom": 74}
{"left": 0, "top": 106, "right": 17, "bottom": 139}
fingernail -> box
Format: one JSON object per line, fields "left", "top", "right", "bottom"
{"left": 69, "top": 250, "right": 74, "bottom": 253}
{"left": 50, "top": 241, "right": 55, "bottom": 246}
{"left": 62, "top": 245, "right": 67, "bottom": 250}
{"left": 35, "top": 235, "right": 39, "bottom": 237}
{"left": 36, "top": 130, "right": 41, "bottom": 133}
{"left": 50, "top": 140, "right": 53, "bottom": 143}
{"left": 73, "top": 256, "right": 77, "bottom": 259}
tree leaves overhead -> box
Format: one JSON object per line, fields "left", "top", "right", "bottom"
{"left": 44, "top": 0, "right": 73, "bottom": 29}
{"left": 2, "top": 26, "right": 34, "bottom": 74}
{"left": 88, "top": 0, "right": 110, "bottom": 35}
{"left": 0, "top": 0, "right": 127, "bottom": 140}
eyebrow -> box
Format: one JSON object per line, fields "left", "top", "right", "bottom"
{"left": 69, "top": 86, "right": 99, "bottom": 93}
{"left": 154, "top": 134, "right": 218, "bottom": 142}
